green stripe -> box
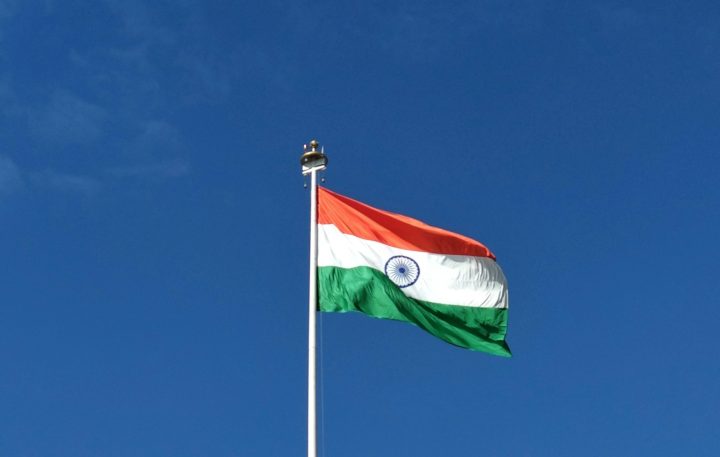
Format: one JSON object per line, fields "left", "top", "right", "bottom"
{"left": 318, "top": 266, "right": 511, "bottom": 357}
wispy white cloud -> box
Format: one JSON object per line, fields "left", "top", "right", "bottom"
{"left": 109, "top": 158, "right": 190, "bottom": 179}
{"left": 0, "top": 2, "right": 199, "bottom": 196}
{"left": 176, "top": 50, "right": 234, "bottom": 102}
{"left": 0, "top": 155, "right": 23, "bottom": 195}
{"left": 29, "top": 170, "right": 101, "bottom": 194}
{"left": 111, "top": 120, "right": 190, "bottom": 178}
{"left": 28, "top": 90, "right": 107, "bottom": 144}
{"left": 129, "top": 119, "right": 183, "bottom": 155}
{"left": 1, "top": 155, "right": 100, "bottom": 197}
{"left": 101, "top": 0, "right": 175, "bottom": 45}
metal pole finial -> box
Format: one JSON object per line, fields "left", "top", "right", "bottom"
{"left": 300, "top": 138, "right": 328, "bottom": 174}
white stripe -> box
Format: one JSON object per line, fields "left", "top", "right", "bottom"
{"left": 318, "top": 224, "right": 508, "bottom": 309}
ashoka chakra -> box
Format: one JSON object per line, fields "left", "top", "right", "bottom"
{"left": 384, "top": 255, "right": 420, "bottom": 288}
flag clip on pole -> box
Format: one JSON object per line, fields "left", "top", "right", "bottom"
{"left": 301, "top": 139, "right": 328, "bottom": 457}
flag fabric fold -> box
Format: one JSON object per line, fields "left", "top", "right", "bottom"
{"left": 317, "top": 187, "right": 511, "bottom": 357}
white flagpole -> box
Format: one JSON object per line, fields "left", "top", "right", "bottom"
{"left": 301, "top": 140, "right": 327, "bottom": 457}
{"left": 308, "top": 167, "right": 318, "bottom": 457}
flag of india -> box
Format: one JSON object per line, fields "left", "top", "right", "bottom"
{"left": 317, "top": 187, "right": 511, "bottom": 357}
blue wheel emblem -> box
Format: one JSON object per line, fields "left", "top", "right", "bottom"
{"left": 384, "top": 255, "right": 420, "bottom": 288}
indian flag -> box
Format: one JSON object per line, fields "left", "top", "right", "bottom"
{"left": 318, "top": 187, "right": 511, "bottom": 357}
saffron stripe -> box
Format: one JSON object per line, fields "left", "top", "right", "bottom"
{"left": 318, "top": 187, "right": 495, "bottom": 258}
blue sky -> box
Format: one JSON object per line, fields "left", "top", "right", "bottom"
{"left": 1, "top": 1, "right": 719, "bottom": 455}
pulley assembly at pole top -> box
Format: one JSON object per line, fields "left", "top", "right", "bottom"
{"left": 301, "top": 139, "right": 328, "bottom": 174}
